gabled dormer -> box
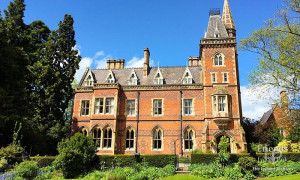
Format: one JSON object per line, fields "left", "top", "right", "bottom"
{"left": 106, "top": 70, "right": 116, "bottom": 83}
{"left": 128, "top": 70, "right": 139, "bottom": 85}
{"left": 83, "top": 70, "right": 94, "bottom": 86}
{"left": 153, "top": 68, "right": 164, "bottom": 85}
{"left": 182, "top": 67, "right": 193, "bottom": 84}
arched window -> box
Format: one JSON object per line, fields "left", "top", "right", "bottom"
{"left": 80, "top": 128, "right": 88, "bottom": 136}
{"left": 214, "top": 54, "right": 223, "bottom": 66}
{"left": 184, "top": 128, "right": 194, "bottom": 150}
{"left": 125, "top": 128, "right": 135, "bottom": 150}
{"left": 103, "top": 127, "right": 112, "bottom": 149}
{"left": 93, "top": 127, "right": 101, "bottom": 145}
{"left": 153, "top": 128, "right": 163, "bottom": 150}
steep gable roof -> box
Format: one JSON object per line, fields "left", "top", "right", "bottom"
{"left": 205, "top": 14, "right": 229, "bottom": 38}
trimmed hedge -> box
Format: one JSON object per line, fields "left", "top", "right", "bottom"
{"left": 191, "top": 153, "right": 250, "bottom": 164}
{"left": 30, "top": 156, "right": 56, "bottom": 168}
{"left": 97, "top": 154, "right": 177, "bottom": 168}
{"left": 98, "top": 155, "right": 136, "bottom": 167}
{"left": 141, "top": 154, "right": 177, "bottom": 168}
{"left": 256, "top": 152, "right": 300, "bottom": 162}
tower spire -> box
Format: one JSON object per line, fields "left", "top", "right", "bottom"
{"left": 222, "top": 0, "right": 236, "bottom": 37}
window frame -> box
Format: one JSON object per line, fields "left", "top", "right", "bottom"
{"left": 152, "top": 128, "right": 163, "bottom": 151}
{"left": 105, "top": 98, "right": 115, "bottom": 115}
{"left": 103, "top": 127, "right": 113, "bottom": 149}
{"left": 125, "top": 128, "right": 135, "bottom": 151}
{"left": 152, "top": 99, "right": 163, "bottom": 116}
{"left": 126, "top": 99, "right": 136, "bottom": 116}
{"left": 184, "top": 128, "right": 194, "bottom": 151}
{"left": 213, "top": 54, "right": 225, "bottom": 67}
{"left": 222, "top": 72, "right": 229, "bottom": 83}
{"left": 92, "top": 127, "right": 101, "bottom": 147}
{"left": 183, "top": 99, "right": 193, "bottom": 116}
{"left": 80, "top": 100, "right": 90, "bottom": 116}
{"left": 211, "top": 73, "right": 217, "bottom": 83}
{"left": 94, "top": 98, "right": 104, "bottom": 115}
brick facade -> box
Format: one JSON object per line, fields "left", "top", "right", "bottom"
{"left": 72, "top": 0, "right": 247, "bottom": 155}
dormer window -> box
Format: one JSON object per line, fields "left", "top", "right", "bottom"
{"left": 128, "top": 70, "right": 138, "bottom": 85}
{"left": 86, "top": 75, "right": 93, "bottom": 86}
{"left": 106, "top": 70, "right": 116, "bottom": 83}
{"left": 83, "top": 70, "right": 94, "bottom": 87}
{"left": 214, "top": 33, "right": 220, "bottom": 38}
{"left": 153, "top": 69, "right": 164, "bottom": 85}
{"left": 214, "top": 54, "right": 224, "bottom": 66}
{"left": 182, "top": 68, "right": 193, "bottom": 84}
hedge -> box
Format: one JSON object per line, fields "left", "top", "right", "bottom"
{"left": 191, "top": 153, "right": 250, "bottom": 164}
{"left": 141, "top": 154, "right": 177, "bottom": 168}
{"left": 256, "top": 152, "right": 300, "bottom": 162}
{"left": 30, "top": 156, "right": 56, "bottom": 167}
{"left": 97, "top": 154, "right": 177, "bottom": 168}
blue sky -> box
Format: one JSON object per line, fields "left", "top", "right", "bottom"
{"left": 0, "top": 0, "right": 286, "bottom": 119}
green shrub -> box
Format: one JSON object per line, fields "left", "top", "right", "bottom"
{"left": 244, "top": 172, "right": 256, "bottom": 180}
{"left": 0, "top": 157, "right": 9, "bottom": 172}
{"left": 191, "top": 154, "right": 219, "bottom": 164}
{"left": 223, "top": 164, "right": 243, "bottom": 180}
{"left": 82, "top": 170, "right": 106, "bottom": 180}
{"left": 258, "top": 161, "right": 300, "bottom": 177}
{"left": 192, "top": 149, "right": 202, "bottom": 154}
{"left": 34, "top": 166, "right": 57, "bottom": 180}
{"left": 141, "top": 154, "right": 176, "bottom": 168}
{"left": 190, "top": 163, "right": 224, "bottom": 178}
{"left": 238, "top": 156, "right": 258, "bottom": 173}
{"left": 178, "top": 157, "right": 190, "bottom": 163}
{"left": 216, "top": 152, "right": 230, "bottom": 167}
{"left": 98, "top": 155, "right": 136, "bottom": 169}
{"left": 218, "top": 136, "right": 230, "bottom": 154}
{"left": 15, "top": 161, "right": 39, "bottom": 180}
{"left": 30, "top": 156, "right": 56, "bottom": 168}
{"left": 54, "top": 133, "right": 97, "bottom": 178}
{"left": 0, "top": 144, "right": 23, "bottom": 165}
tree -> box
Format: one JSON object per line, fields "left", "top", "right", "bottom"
{"left": 240, "top": 0, "right": 300, "bottom": 106}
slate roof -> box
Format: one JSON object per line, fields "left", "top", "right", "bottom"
{"left": 205, "top": 14, "right": 229, "bottom": 38}
{"left": 85, "top": 66, "right": 202, "bottom": 86}
{"left": 259, "top": 107, "right": 275, "bottom": 125}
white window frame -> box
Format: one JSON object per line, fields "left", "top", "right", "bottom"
{"left": 126, "top": 100, "right": 136, "bottom": 116}
{"left": 153, "top": 99, "right": 163, "bottom": 116}
{"left": 222, "top": 72, "right": 229, "bottom": 83}
{"left": 94, "top": 98, "right": 104, "bottom": 114}
{"left": 125, "top": 128, "right": 135, "bottom": 151}
{"left": 80, "top": 100, "right": 90, "bottom": 116}
{"left": 183, "top": 99, "right": 193, "bottom": 116}
{"left": 103, "top": 127, "right": 112, "bottom": 149}
{"left": 105, "top": 98, "right": 114, "bottom": 114}
{"left": 152, "top": 128, "right": 163, "bottom": 151}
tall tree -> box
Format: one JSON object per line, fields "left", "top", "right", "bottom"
{"left": 240, "top": 0, "right": 300, "bottom": 106}
{"left": 0, "top": 0, "right": 27, "bottom": 146}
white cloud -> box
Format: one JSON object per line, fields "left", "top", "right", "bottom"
{"left": 75, "top": 57, "right": 93, "bottom": 81}
{"left": 94, "top": 51, "right": 105, "bottom": 59}
{"left": 95, "top": 55, "right": 113, "bottom": 69}
{"left": 240, "top": 85, "right": 282, "bottom": 120}
{"left": 125, "top": 56, "right": 155, "bottom": 68}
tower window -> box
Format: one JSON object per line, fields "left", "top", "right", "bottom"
{"left": 212, "top": 95, "right": 228, "bottom": 113}
{"left": 214, "top": 54, "right": 224, "bottom": 66}
{"left": 218, "top": 96, "right": 226, "bottom": 112}
{"left": 214, "top": 33, "right": 220, "bottom": 38}
{"left": 223, "top": 73, "right": 228, "bottom": 83}
{"left": 212, "top": 73, "right": 216, "bottom": 83}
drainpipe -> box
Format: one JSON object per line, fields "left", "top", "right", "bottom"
{"left": 136, "top": 91, "right": 140, "bottom": 154}
{"left": 180, "top": 91, "right": 183, "bottom": 156}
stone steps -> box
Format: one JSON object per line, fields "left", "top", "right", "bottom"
{"left": 176, "top": 162, "right": 191, "bottom": 174}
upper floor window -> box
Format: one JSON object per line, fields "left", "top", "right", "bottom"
{"left": 94, "top": 98, "right": 104, "bottom": 114}
{"left": 153, "top": 128, "right": 163, "bottom": 150}
{"left": 214, "top": 54, "right": 223, "bottom": 66}
{"left": 126, "top": 128, "right": 135, "bottom": 150}
{"left": 184, "top": 128, "right": 194, "bottom": 150}
{"left": 106, "top": 70, "right": 116, "bottom": 83}
{"left": 85, "top": 75, "right": 93, "bottom": 86}
{"left": 212, "top": 73, "right": 216, "bottom": 83}
{"left": 153, "top": 99, "right": 163, "bottom": 116}
{"left": 154, "top": 69, "right": 164, "bottom": 85}
{"left": 182, "top": 70, "right": 193, "bottom": 84}
{"left": 214, "top": 33, "right": 220, "bottom": 38}
{"left": 128, "top": 71, "right": 138, "bottom": 85}
{"left": 103, "top": 127, "right": 112, "bottom": 149}
{"left": 105, "top": 98, "right": 114, "bottom": 114}
{"left": 223, "top": 73, "right": 228, "bottom": 83}
{"left": 213, "top": 96, "right": 226, "bottom": 112}
{"left": 127, "top": 100, "right": 136, "bottom": 116}
{"left": 184, "top": 99, "right": 193, "bottom": 116}
{"left": 80, "top": 100, "right": 90, "bottom": 116}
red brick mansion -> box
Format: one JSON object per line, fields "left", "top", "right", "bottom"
{"left": 71, "top": 0, "right": 247, "bottom": 155}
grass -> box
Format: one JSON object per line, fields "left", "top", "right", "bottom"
{"left": 261, "top": 173, "right": 300, "bottom": 180}
{"left": 160, "top": 174, "right": 208, "bottom": 180}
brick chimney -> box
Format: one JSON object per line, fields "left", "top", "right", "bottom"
{"left": 280, "top": 90, "right": 289, "bottom": 114}
{"left": 107, "top": 59, "right": 125, "bottom": 69}
{"left": 188, "top": 57, "right": 200, "bottom": 66}
{"left": 143, "top": 48, "right": 150, "bottom": 77}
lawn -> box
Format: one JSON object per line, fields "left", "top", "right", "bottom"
{"left": 161, "top": 173, "right": 300, "bottom": 180}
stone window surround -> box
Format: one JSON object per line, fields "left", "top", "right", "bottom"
{"left": 212, "top": 53, "right": 226, "bottom": 67}
{"left": 222, "top": 72, "right": 229, "bottom": 83}
{"left": 182, "top": 99, "right": 195, "bottom": 116}
{"left": 80, "top": 100, "right": 90, "bottom": 116}
{"left": 102, "top": 126, "right": 113, "bottom": 150}
{"left": 210, "top": 72, "right": 217, "bottom": 84}
{"left": 211, "top": 95, "right": 229, "bottom": 116}
{"left": 124, "top": 127, "right": 136, "bottom": 151}
{"left": 151, "top": 99, "right": 164, "bottom": 116}
{"left": 151, "top": 127, "right": 164, "bottom": 151}
{"left": 125, "top": 99, "right": 137, "bottom": 117}
{"left": 183, "top": 127, "right": 196, "bottom": 152}
{"left": 92, "top": 97, "right": 116, "bottom": 115}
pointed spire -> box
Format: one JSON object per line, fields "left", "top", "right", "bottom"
{"left": 222, "top": 0, "right": 235, "bottom": 30}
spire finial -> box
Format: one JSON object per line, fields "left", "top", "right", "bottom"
{"left": 222, "top": 0, "right": 235, "bottom": 30}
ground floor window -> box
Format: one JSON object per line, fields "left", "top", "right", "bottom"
{"left": 184, "top": 129, "right": 194, "bottom": 150}
{"left": 93, "top": 128, "right": 101, "bottom": 146}
{"left": 153, "top": 128, "right": 163, "bottom": 150}
{"left": 103, "top": 127, "right": 112, "bottom": 149}
{"left": 126, "top": 128, "right": 135, "bottom": 150}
